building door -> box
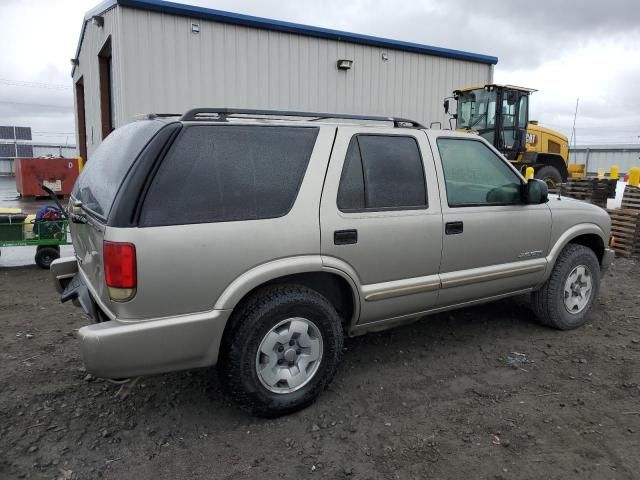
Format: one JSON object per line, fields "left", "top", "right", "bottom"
{"left": 74, "top": 77, "right": 88, "bottom": 162}
{"left": 98, "top": 38, "right": 114, "bottom": 139}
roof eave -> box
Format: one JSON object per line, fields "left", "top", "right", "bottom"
{"left": 71, "top": 0, "right": 118, "bottom": 77}
{"left": 72, "top": 0, "right": 498, "bottom": 77}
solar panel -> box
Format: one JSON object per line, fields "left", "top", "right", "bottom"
{"left": 16, "top": 144, "right": 34, "bottom": 157}
{"left": 15, "top": 127, "right": 32, "bottom": 140}
{"left": 0, "top": 144, "right": 16, "bottom": 157}
{"left": 0, "top": 126, "right": 14, "bottom": 140}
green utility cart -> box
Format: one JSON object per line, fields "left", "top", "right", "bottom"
{"left": 0, "top": 213, "right": 69, "bottom": 269}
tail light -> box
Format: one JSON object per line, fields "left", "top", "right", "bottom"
{"left": 103, "top": 241, "right": 137, "bottom": 302}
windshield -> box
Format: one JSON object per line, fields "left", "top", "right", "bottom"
{"left": 456, "top": 88, "right": 497, "bottom": 131}
{"left": 72, "top": 120, "right": 164, "bottom": 220}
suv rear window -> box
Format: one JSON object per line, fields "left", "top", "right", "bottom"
{"left": 72, "top": 120, "right": 163, "bottom": 219}
{"left": 140, "top": 125, "right": 319, "bottom": 226}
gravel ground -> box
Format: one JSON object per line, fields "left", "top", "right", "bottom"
{"left": 0, "top": 259, "right": 639, "bottom": 480}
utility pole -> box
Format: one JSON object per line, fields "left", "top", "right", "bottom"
{"left": 569, "top": 97, "right": 579, "bottom": 164}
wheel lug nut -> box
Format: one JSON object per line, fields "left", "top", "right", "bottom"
{"left": 278, "top": 346, "right": 284, "bottom": 352}
{"left": 289, "top": 339, "right": 295, "bottom": 346}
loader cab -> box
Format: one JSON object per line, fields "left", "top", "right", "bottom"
{"left": 452, "top": 85, "right": 533, "bottom": 161}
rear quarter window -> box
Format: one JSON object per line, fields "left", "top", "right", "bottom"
{"left": 72, "top": 120, "right": 163, "bottom": 219}
{"left": 139, "top": 125, "right": 319, "bottom": 226}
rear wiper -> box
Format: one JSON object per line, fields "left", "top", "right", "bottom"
{"left": 41, "top": 185, "right": 87, "bottom": 224}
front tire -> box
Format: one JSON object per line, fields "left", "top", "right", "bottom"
{"left": 535, "top": 165, "right": 563, "bottom": 190}
{"left": 219, "top": 285, "right": 343, "bottom": 417}
{"left": 532, "top": 244, "right": 600, "bottom": 330}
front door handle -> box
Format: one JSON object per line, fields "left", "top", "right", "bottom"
{"left": 445, "top": 221, "right": 463, "bottom": 235}
{"left": 334, "top": 229, "right": 358, "bottom": 245}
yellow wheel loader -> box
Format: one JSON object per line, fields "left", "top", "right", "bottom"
{"left": 444, "top": 84, "right": 584, "bottom": 188}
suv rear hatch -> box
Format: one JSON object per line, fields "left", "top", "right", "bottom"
{"left": 70, "top": 119, "right": 165, "bottom": 312}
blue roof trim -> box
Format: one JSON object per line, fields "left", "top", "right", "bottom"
{"left": 73, "top": 0, "right": 497, "bottom": 75}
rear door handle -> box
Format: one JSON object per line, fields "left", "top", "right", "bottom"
{"left": 445, "top": 221, "right": 463, "bottom": 235}
{"left": 334, "top": 229, "right": 358, "bottom": 245}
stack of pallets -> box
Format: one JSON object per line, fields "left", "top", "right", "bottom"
{"left": 559, "top": 178, "right": 615, "bottom": 208}
{"left": 607, "top": 208, "right": 640, "bottom": 257}
{"left": 560, "top": 178, "right": 592, "bottom": 201}
{"left": 621, "top": 185, "right": 640, "bottom": 210}
{"left": 590, "top": 181, "right": 611, "bottom": 208}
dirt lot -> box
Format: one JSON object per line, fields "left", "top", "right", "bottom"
{"left": 1, "top": 260, "right": 639, "bottom": 480}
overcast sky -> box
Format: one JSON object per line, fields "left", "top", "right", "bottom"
{"left": 0, "top": 0, "right": 639, "bottom": 146}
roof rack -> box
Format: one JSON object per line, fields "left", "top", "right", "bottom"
{"left": 146, "top": 113, "right": 182, "bottom": 119}
{"left": 179, "top": 108, "right": 425, "bottom": 128}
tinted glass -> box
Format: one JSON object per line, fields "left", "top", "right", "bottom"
{"left": 140, "top": 125, "right": 318, "bottom": 226}
{"left": 437, "top": 138, "right": 521, "bottom": 206}
{"left": 337, "top": 138, "right": 365, "bottom": 210}
{"left": 358, "top": 135, "right": 426, "bottom": 209}
{"left": 337, "top": 135, "right": 426, "bottom": 211}
{"left": 72, "top": 120, "right": 163, "bottom": 218}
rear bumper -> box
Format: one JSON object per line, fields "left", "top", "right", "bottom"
{"left": 601, "top": 247, "right": 615, "bottom": 275}
{"left": 77, "top": 309, "right": 231, "bottom": 379}
{"left": 52, "top": 256, "right": 232, "bottom": 379}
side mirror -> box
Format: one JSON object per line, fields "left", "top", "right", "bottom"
{"left": 443, "top": 99, "right": 450, "bottom": 114}
{"left": 524, "top": 178, "right": 548, "bottom": 204}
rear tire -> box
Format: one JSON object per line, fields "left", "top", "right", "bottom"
{"left": 532, "top": 244, "right": 600, "bottom": 330}
{"left": 219, "top": 285, "right": 343, "bottom": 417}
{"left": 35, "top": 245, "right": 60, "bottom": 269}
{"left": 535, "top": 165, "right": 562, "bottom": 190}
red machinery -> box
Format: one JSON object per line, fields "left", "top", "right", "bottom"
{"left": 14, "top": 157, "right": 81, "bottom": 197}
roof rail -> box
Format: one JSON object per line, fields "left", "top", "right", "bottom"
{"left": 141, "top": 113, "right": 182, "bottom": 120}
{"left": 179, "top": 108, "right": 425, "bottom": 128}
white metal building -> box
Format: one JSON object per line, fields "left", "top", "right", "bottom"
{"left": 570, "top": 145, "right": 640, "bottom": 175}
{"left": 72, "top": 0, "right": 497, "bottom": 160}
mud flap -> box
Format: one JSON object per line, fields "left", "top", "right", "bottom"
{"left": 61, "top": 273, "right": 101, "bottom": 323}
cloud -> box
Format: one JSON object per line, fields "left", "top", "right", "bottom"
{"left": 0, "top": 0, "right": 638, "bottom": 145}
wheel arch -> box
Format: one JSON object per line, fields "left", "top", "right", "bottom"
{"left": 214, "top": 256, "right": 361, "bottom": 328}
{"left": 569, "top": 234, "right": 605, "bottom": 263}
{"left": 543, "top": 224, "right": 606, "bottom": 283}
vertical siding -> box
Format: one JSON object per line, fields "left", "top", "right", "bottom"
{"left": 569, "top": 147, "right": 640, "bottom": 175}
{"left": 72, "top": 7, "right": 123, "bottom": 158}
{"left": 76, "top": 6, "right": 492, "bottom": 156}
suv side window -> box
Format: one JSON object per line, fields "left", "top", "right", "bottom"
{"left": 437, "top": 138, "right": 522, "bottom": 207}
{"left": 140, "top": 125, "right": 318, "bottom": 226}
{"left": 337, "top": 135, "right": 427, "bottom": 211}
